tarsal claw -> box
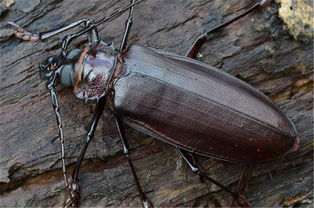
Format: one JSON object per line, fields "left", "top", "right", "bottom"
{"left": 8, "top": 21, "right": 41, "bottom": 42}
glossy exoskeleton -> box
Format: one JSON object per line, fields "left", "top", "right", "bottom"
{"left": 9, "top": 0, "right": 299, "bottom": 207}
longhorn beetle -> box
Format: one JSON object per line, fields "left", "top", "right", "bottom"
{"left": 9, "top": 0, "right": 300, "bottom": 207}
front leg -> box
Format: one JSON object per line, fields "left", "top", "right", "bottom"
{"left": 65, "top": 97, "right": 106, "bottom": 207}
{"left": 46, "top": 74, "right": 74, "bottom": 206}
{"left": 119, "top": 0, "right": 135, "bottom": 52}
{"left": 8, "top": 18, "right": 96, "bottom": 42}
{"left": 8, "top": 0, "right": 144, "bottom": 46}
{"left": 60, "top": 18, "right": 102, "bottom": 54}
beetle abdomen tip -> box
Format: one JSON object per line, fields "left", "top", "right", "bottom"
{"left": 290, "top": 136, "right": 300, "bottom": 152}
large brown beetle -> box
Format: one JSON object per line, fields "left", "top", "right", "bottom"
{"left": 8, "top": 0, "right": 300, "bottom": 207}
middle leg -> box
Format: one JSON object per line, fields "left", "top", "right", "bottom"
{"left": 65, "top": 97, "right": 106, "bottom": 207}
{"left": 115, "top": 117, "right": 152, "bottom": 208}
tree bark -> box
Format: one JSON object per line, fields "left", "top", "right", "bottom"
{"left": 0, "top": 0, "right": 312, "bottom": 207}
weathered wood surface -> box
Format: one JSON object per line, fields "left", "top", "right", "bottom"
{"left": 0, "top": 0, "right": 312, "bottom": 207}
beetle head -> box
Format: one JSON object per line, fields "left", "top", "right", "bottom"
{"left": 39, "top": 55, "right": 63, "bottom": 80}
{"left": 39, "top": 49, "right": 82, "bottom": 87}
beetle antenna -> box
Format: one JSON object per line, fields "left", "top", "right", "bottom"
{"left": 95, "top": 0, "right": 145, "bottom": 26}
{"left": 8, "top": 0, "right": 145, "bottom": 42}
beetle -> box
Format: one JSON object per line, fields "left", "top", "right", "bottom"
{"left": 8, "top": 0, "right": 300, "bottom": 207}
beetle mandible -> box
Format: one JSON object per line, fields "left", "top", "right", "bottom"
{"left": 8, "top": 0, "right": 300, "bottom": 207}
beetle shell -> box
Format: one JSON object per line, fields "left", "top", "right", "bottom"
{"left": 74, "top": 41, "right": 116, "bottom": 102}
{"left": 111, "top": 44, "right": 298, "bottom": 162}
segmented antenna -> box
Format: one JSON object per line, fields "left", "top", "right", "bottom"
{"left": 95, "top": 0, "right": 144, "bottom": 26}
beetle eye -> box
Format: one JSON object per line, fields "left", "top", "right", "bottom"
{"left": 60, "top": 64, "right": 77, "bottom": 87}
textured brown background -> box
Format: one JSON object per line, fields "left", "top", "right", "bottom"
{"left": 0, "top": 0, "right": 313, "bottom": 207}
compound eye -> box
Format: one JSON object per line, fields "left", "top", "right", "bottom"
{"left": 58, "top": 49, "right": 81, "bottom": 87}
{"left": 60, "top": 64, "right": 77, "bottom": 88}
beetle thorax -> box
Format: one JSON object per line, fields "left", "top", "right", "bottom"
{"left": 72, "top": 41, "right": 117, "bottom": 102}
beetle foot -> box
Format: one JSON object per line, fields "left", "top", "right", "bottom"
{"left": 64, "top": 182, "right": 80, "bottom": 208}
{"left": 259, "top": 0, "right": 271, "bottom": 7}
{"left": 142, "top": 199, "right": 153, "bottom": 208}
{"left": 235, "top": 195, "right": 252, "bottom": 208}
{"left": 8, "top": 22, "right": 41, "bottom": 42}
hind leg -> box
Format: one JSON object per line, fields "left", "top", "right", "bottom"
{"left": 176, "top": 147, "right": 252, "bottom": 208}
{"left": 186, "top": 0, "right": 270, "bottom": 58}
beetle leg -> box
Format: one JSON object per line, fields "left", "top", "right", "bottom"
{"left": 62, "top": 0, "right": 143, "bottom": 53}
{"left": 8, "top": 0, "right": 143, "bottom": 48}
{"left": 186, "top": 0, "right": 271, "bottom": 58}
{"left": 119, "top": 0, "right": 135, "bottom": 52}
{"left": 8, "top": 18, "right": 95, "bottom": 42}
{"left": 237, "top": 164, "right": 251, "bottom": 194}
{"left": 229, "top": 164, "right": 251, "bottom": 207}
{"left": 9, "top": 18, "right": 99, "bottom": 57}
{"left": 66, "top": 97, "right": 106, "bottom": 207}
{"left": 60, "top": 21, "right": 99, "bottom": 54}
{"left": 46, "top": 75, "right": 73, "bottom": 205}
{"left": 115, "top": 117, "right": 153, "bottom": 208}
{"left": 60, "top": 18, "right": 100, "bottom": 52}
{"left": 176, "top": 147, "right": 252, "bottom": 208}
{"left": 85, "top": 19, "right": 100, "bottom": 45}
